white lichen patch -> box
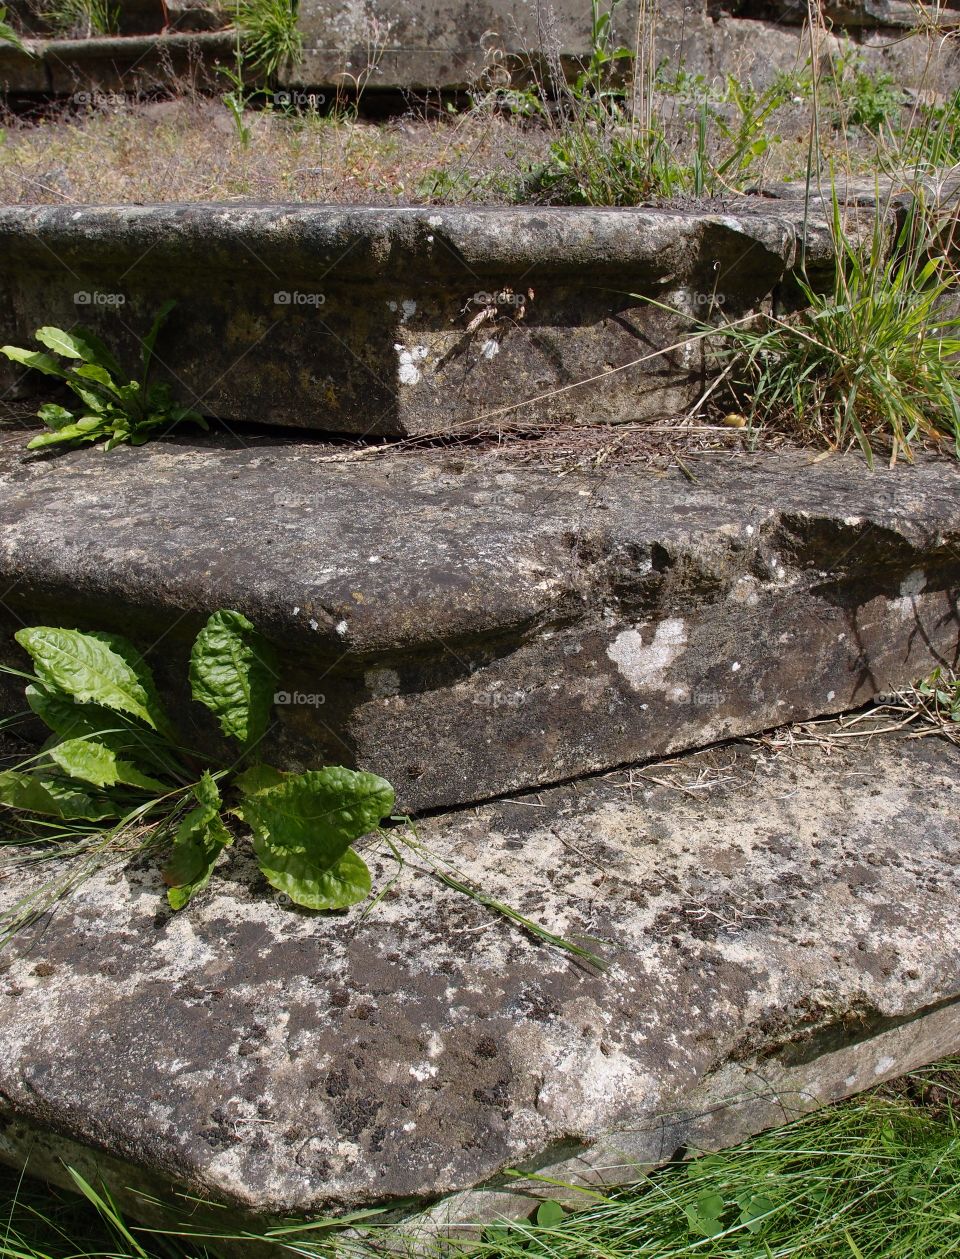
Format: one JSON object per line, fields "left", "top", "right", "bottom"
{"left": 606, "top": 619, "right": 688, "bottom": 690}
{"left": 394, "top": 343, "right": 429, "bottom": 385}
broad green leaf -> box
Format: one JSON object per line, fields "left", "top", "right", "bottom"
{"left": 164, "top": 773, "right": 231, "bottom": 909}
{"left": 0, "top": 346, "right": 69, "bottom": 378}
{"left": 16, "top": 627, "right": 169, "bottom": 733}
{"left": 73, "top": 363, "right": 121, "bottom": 396}
{"left": 239, "top": 767, "right": 391, "bottom": 910}
{"left": 0, "top": 769, "right": 118, "bottom": 820}
{"left": 685, "top": 1192, "right": 726, "bottom": 1238}
{"left": 536, "top": 1201, "right": 566, "bottom": 1227}
{"left": 234, "top": 762, "right": 285, "bottom": 798}
{"left": 35, "top": 326, "right": 91, "bottom": 360}
{"left": 189, "top": 609, "right": 278, "bottom": 746}
{"left": 37, "top": 403, "right": 75, "bottom": 430}
{"left": 27, "top": 682, "right": 145, "bottom": 755}
{"left": 737, "top": 1192, "right": 776, "bottom": 1234}
{"left": 68, "top": 327, "right": 123, "bottom": 379}
{"left": 27, "top": 427, "right": 98, "bottom": 450}
{"left": 64, "top": 378, "right": 112, "bottom": 413}
{"left": 27, "top": 417, "right": 105, "bottom": 449}
{"left": 253, "top": 842, "right": 371, "bottom": 910}
{"left": 47, "top": 737, "right": 168, "bottom": 793}
{"left": 237, "top": 766, "right": 394, "bottom": 863}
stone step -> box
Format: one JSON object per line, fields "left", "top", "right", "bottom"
{"left": 0, "top": 30, "right": 233, "bottom": 95}
{"left": 0, "top": 197, "right": 877, "bottom": 438}
{"left": 0, "top": 434, "right": 957, "bottom": 813}
{"left": 1, "top": 724, "right": 958, "bottom": 1241}
{"left": 288, "top": 0, "right": 960, "bottom": 93}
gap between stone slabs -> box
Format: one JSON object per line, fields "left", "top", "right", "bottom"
{"left": 0, "top": 725, "right": 958, "bottom": 1246}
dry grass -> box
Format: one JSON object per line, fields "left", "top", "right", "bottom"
{"left": 0, "top": 97, "right": 549, "bottom": 203}
{"left": 0, "top": 89, "right": 878, "bottom": 207}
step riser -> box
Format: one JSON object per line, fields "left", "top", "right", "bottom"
{"left": 0, "top": 205, "right": 821, "bottom": 436}
{"left": 0, "top": 445, "right": 957, "bottom": 812}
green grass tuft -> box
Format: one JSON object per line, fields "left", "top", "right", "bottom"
{"left": 704, "top": 193, "right": 960, "bottom": 463}
{"left": 2, "top": 1067, "right": 960, "bottom": 1258}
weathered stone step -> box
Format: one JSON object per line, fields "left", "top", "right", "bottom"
{"left": 1, "top": 725, "right": 958, "bottom": 1241}
{"left": 0, "top": 435, "right": 957, "bottom": 812}
{"left": 290, "top": 0, "right": 960, "bottom": 93}
{"left": 0, "top": 199, "right": 852, "bottom": 437}
{"left": 0, "top": 29, "right": 233, "bottom": 95}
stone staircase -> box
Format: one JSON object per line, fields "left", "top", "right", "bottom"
{"left": 0, "top": 189, "right": 958, "bottom": 1245}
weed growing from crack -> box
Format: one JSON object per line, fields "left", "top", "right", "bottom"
{"left": 0, "top": 612, "right": 601, "bottom": 965}
{"left": 1, "top": 303, "right": 206, "bottom": 452}
{"left": 678, "top": 192, "right": 960, "bottom": 463}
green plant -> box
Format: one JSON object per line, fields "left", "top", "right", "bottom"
{"left": 917, "top": 667, "right": 960, "bottom": 724}
{"left": 0, "top": 5, "right": 30, "bottom": 51}
{"left": 220, "top": 63, "right": 252, "bottom": 146}
{"left": 697, "top": 195, "right": 960, "bottom": 463}
{"left": 827, "top": 50, "right": 904, "bottom": 132}
{"left": 40, "top": 0, "right": 118, "bottom": 37}
{"left": 900, "top": 87, "right": 960, "bottom": 170}
{"left": 0, "top": 611, "right": 390, "bottom": 913}
{"left": 230, "top": 0, "right": 302, "bottom": 80}
{"left": 707, "top": 74, "right": 791, "bottom": 191}
{"left": 518, "top": 0, "right": 693, "bottom": 205}
{"left": 0, "top": 613, "right": 602, "bottom": 961}
{"left": 1, "top": 302, "right": 205, "bottom": 452}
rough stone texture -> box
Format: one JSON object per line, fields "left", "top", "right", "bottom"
{"left": 289, "top": 0, "right": 960, "bottom": 90}
{"left": 0, "top": 201, "right": 873, "bottom": 436}
{"left": 1, "top": 0, "right": 956, "bottom": 92}
{"left": 1, "top": 729, "right": 959, "bottom": 1237}
{"left": 0, "top": 438, "right": 957, "bottom": 813}
{"left": 0, "top": 30, "right": 233, "bottom": 95}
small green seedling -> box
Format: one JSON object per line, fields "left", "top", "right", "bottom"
{"left": 1, "top": 301, "right": 206, "bottom": 453}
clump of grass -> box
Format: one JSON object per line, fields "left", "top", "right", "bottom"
{"left": 705, "top": 194, "right": 960, "bottom": 463}
{"left": 2, "top": 1069, "right": 960, "bottom": 1258}
{"left": 828, "top": 53, "right": 904, "bottom": 133}
{"left": 230, "top": 0, "right": 302, "bottom": 80}
{"left": 899, "top": 86, "right": 960, "bottom": 171}
{"left": 518, "top": 0, "right": 691, "bottom": 206}
{"left": 467, "top": 1085, "right": 960, "bottom": 1258}
{"left": 0, "top": 4, "right": 29, "bottom": 50}
{"left": 38, "top": 0, "right": 118, "bottom": 38}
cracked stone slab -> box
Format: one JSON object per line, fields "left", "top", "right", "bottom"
{"left": 0, "top": 728, "right": 958, "bottom": 1239}
{"left": 0, "top": 438, "right": 957, "bottom": 812}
